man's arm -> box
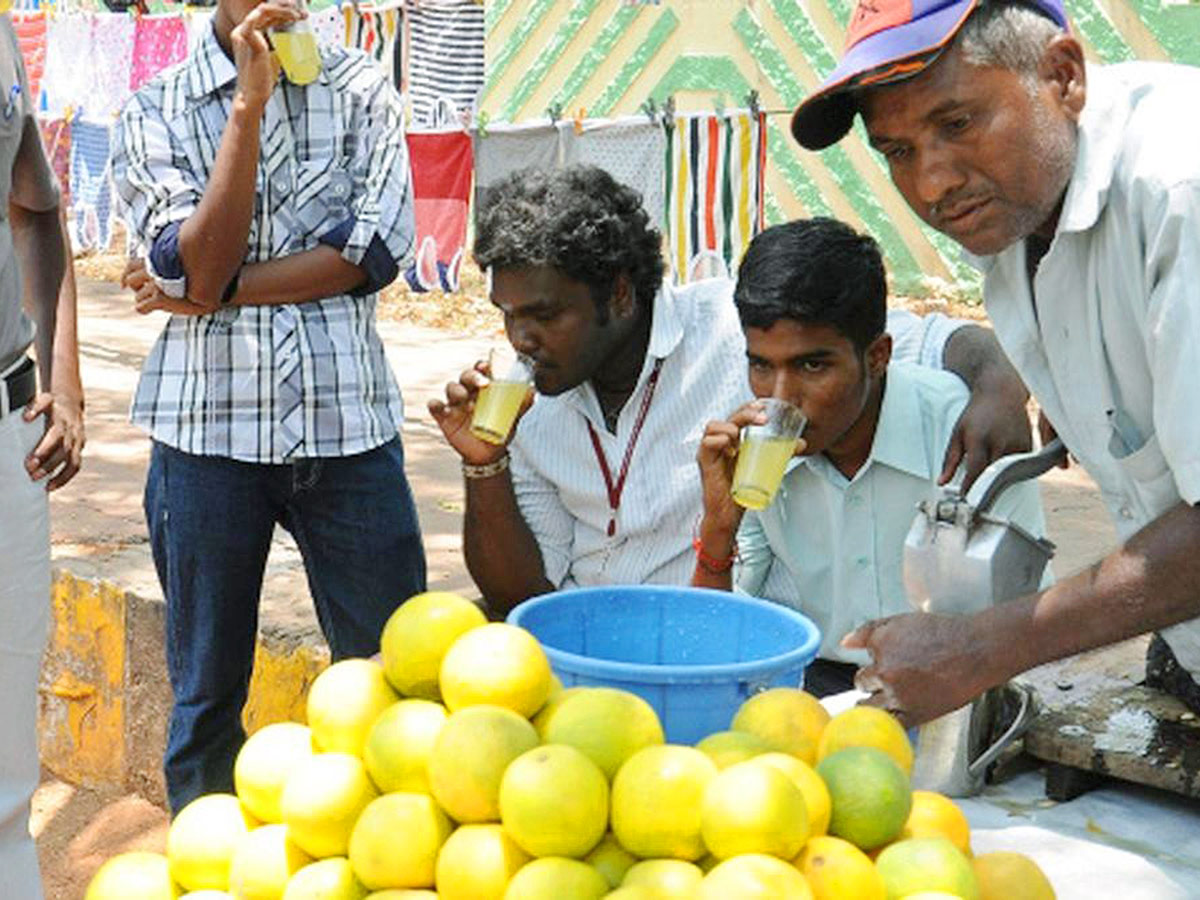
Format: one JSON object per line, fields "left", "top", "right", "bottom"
{"left": 428, "top": 363, "right": 555, "bottom": 617}
{"left": 845, "top": 501, "right": 1200, "bottom": 725}
{"left": 10, "top": 116, "right": 83, "bottom": 490}
{"left": 939, "top": 323, "right": 1032, "bottom": 491}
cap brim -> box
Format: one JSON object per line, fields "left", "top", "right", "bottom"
{"left": 791, "top": 0, "right": 978, "bottom": 150}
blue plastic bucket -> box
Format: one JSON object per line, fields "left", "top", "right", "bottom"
{"left": 507, "top": 585, "right": 821, "bottom": 745}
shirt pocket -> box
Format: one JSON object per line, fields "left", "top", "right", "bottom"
{"left": 291, "top": 157, "right": 354, "bottom": 239}
{"left": 1110, "top": 431, "right": 1179, "bottom": 522}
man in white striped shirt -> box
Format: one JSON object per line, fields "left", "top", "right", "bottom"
{"left": 430, "top": 165, "right": 1032, "bottom": 618}
{"left": 111, "top": 0, "right": 425, "bottom": 813}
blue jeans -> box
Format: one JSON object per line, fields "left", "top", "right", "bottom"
{"left": 145, "top": 437, "right": 426, "bottom": 814}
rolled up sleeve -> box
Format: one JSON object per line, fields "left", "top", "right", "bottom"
{"left": 887, "top": 308, "right": 970, "bottom": 370}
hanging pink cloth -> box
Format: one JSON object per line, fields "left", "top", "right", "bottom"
{"left": 129, "top": 14, "right": 188, "bottom": 93}
{"left": 38, "top": 117, "right": 71, "bottom": 204}
{"left": 12, "top": 12, "right": 47, "bottom": 107}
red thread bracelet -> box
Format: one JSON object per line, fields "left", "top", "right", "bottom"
{"left": 693, "top": 536, "right": 737, "bottom": 574}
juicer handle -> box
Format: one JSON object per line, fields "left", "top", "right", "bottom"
{"left": 966, "top": 438, "right": 1067, "bottom": 517}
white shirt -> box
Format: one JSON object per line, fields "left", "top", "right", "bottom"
{"left": 975, "top": 63, "right": 1200, "bottom": 675}
{"left": 509, "top": 276, "right": 966, "bottom": 590}
{"left": 736, "top": 363, "right": 1047, "bottom": 664}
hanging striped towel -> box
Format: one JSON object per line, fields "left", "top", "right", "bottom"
{"left": 344, "top": 4, "right": 402, "bottom": 84}
{"left": 664, "top": 111, "right": 766, "bottom": 284}
{"left": 403, "top": 129, "right": 472, "bottom": 293}
{"left": 12, "top": 11, "right": 46, "bottom": 109}
{"left": 407, "top": 0, "right": 483, "bottom": 129}
{"left": 68, "top": 117, "right": 114, "bottom": 252}
{"left": 38, "top": 115, "right": 71, "bottom": 204}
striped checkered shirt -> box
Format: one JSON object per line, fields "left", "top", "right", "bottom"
{"left": 111, "top": 23, "right": 412, "bottom": 463}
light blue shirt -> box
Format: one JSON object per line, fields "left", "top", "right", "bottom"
{"left": 736, "top": 362, "right": 1048, "bottom": 664}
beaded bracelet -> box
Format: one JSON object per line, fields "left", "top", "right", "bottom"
{"left": 462, "top": 455, "right": 510, "bottom": 480}
{"left": 693, "top": 536, "right": 738, "bottom": 574}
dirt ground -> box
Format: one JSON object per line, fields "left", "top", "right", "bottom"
{"left": 33, "top": 253, "right": 1063, "bottom": 899}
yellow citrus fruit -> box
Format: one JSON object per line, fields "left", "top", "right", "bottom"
{"left": 85, "top": 852, "right": 178, "bottom": 900}
{"left": 902, "top": 791, "right": 972, "bottom": 856}
{"left": 817, "top": 747, "right": 912, "bottom": 851}
{"left": 427, "top": 704, "right": 539, "bottom": 822}
{"left": 363, "top": 893, "right": 438, "bottom": 899}
{"left": 604, "top": 888, "right": 659, "bottom": 900}
{"left": 731, "top": 688, "right": 830, "bottom": 764}
{"left": 900, "top": 893, "right": 968, "bottom": 899}
{"left": 695, "top": 730, "right": 772, "bottom": 769}
{"left": 348, "top": 793, "right": 451, "bottom": 890}
{"left": 281, "top": 753, "right": 379, "bottom": 859}
{"left": 502, "top": 857, "right": 610, "bottom": 899}
{"left": 362, "top": 699, "right": 447, "bottom": 794}
{"left": 539, "top": 687, "right": 664, "bottom": 779}
{"left": 499, "top": 744, "right": 610, "bottom": 858}
{"left": 583, "top": 832, "right": 638, "bottom": 888}
{"left": 380, "top": 592, "right": 487, "bottom": 699}
{"left": 234, "top": 723, "right": 315, "bottom": 824}
{"left": 531, "top": 686, "right": 587, "bottom": 736}
{"left": 435, "top": 823, "right": 532, "bottom": 900}
{"left": 973, "top": 851, "right": 1056, "bottom": 900}
{"left": 817, "top": 706, "right": 914, "bottom": 775}
{"left": 700, "top": 760, "right": 809, "bottom": 860}
{"left": 796, "top": 835, "right": 885, "bottom": 900}
{"left": 610, "top": 744, "right": 719, "bottom": 860}
{"left": 228, "top": 824, "right": 312, "bottom": 899}
{"left": 306, "top": 659, "right": 399, "bottom": 757}
{"left": 282, "top": 858, "right": 366, "bottom": 899}
{"left": 698, "top": 853, "right": 814, "bottom": 899}
{"left": 178, "top": 893, "right": 231, "bottom": 899}
{"left": 168, "top": 793, "right": 254, "bottom": 891}
{"left": 750, "top": 752, "right": 832, "bottom": 836}
{"left": 439, "top": 623, "right": 552, "bottom": 717}
{"left": 622, "top": 858, "right": 705, "bottom": 895}
{"left": 876, "top": 837, "right": 980, "bottom": 900}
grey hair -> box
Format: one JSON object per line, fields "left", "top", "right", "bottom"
{"left": 955, "top": 2, "right": 1065, "bottom": 82}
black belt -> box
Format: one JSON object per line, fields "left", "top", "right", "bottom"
{"left": 2, "top": 356, "right": 36, "bottom": 417}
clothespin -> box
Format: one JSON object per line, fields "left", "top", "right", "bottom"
{"left": 661, "top": 95, "right": 675, "bottom": 129}
{"left": 546, "top": 101, "right": 562, "bottom": 124}
{"left": 713, "top": 92, "right": 726, "bottom": 119}
{"left": 640, "top": 97, "right": 658, "bottom": 121}
{"left": 745, "top": 89, "right": 761, "bottom": 118}
{"left": 572, "top": 106, "right": 586, "bottom": 136}
{"left": 475, "top": 109, "right": 489, "bottom": 139}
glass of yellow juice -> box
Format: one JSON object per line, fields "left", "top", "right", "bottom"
{"left": 731, "top": 398, "right": 806, "bottom": 510}
{"left": 470, "top": 351, "right": 534, "bottom": 445}
{"left": 270, "top": 0, "right": 321, "bottom": 86}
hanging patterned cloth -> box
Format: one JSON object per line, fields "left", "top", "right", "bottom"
{"left": 38, "top": 116, "right": 71, "bottom": 204}
{"left": 89, "top": 12, "right": 137, "bottom": 119}
{"left": 68, "top": 117, "right": 114, "bottom": 251}
{"left": 310, "top": 4, "right": 345, "bottom": 48}
{"left": 43, "top": 12, "right": 92, "bottom": 117}
{"left": 403, "top": 129, "right": 472, "bottom": 293}
{"left": 129, "top": 14, "right": 188, "bottom": 92}
{"left": 11, "top": 11, "right": 46, "bottom": 109}
{"left": 664, "top": 110, "right": 767, "bottom": 284}
{"left": 407, "top": 0, "right": 483, "bottom": 129}
{"left": 561, "top": 116, "right": 667, "bottom": 232}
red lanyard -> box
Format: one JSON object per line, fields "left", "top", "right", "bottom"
{"left": 585, "top": 359, "right": 665, "bottom": 538}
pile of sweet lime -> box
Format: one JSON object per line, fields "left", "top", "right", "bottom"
{"left": 85, "top": 591, "right": 1055, "bottom": 899}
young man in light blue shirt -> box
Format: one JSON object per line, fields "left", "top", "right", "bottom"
{"left": 692, "top": 218, "right": 1046, "bottom": 696}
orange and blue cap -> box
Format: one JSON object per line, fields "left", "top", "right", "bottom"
{"left": 791, "top": 0, "right": 1069, "bottom": 150}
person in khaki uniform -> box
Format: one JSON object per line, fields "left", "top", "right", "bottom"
{"left": 0, "top": 12, "right": 85, "bottom": 898}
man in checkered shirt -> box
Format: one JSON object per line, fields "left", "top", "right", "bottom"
{"left": 112, "top": 0, "right": 426, "bottom": 813}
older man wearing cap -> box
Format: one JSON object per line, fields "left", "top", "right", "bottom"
{"left": 790, "top": 0, "right": 1200, "bottom": 725}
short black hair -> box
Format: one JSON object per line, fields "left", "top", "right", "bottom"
{"left": 473, "top": 165, "right": 666, "bottom": 320}
{"left": 734, "top": 218, "right": 887, "bottom": 353}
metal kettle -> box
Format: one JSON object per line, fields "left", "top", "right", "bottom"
{"left": 902, "top": 438, "right": 1067, "bottom": 796}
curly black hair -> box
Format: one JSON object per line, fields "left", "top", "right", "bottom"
{"left": 473, "top": 165, "right": 666, "bottom": 319}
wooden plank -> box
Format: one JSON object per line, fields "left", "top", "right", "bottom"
{"left": 1019, "top": 639, "right": 1200, "bottom": 799}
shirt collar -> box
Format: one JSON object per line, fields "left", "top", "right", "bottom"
{"left": 1056, "top": 65, "right": 1127, "bottom": 235}
{"left": 564, "top": 281, "right": 687, "bottom": 417}
{"left": 795, "top": 363, "right": 935, "bottom": 482}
